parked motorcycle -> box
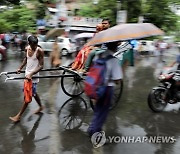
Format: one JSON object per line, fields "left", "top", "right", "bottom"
{"left": 148, "top": 66, "right": 180, "bottom": 112}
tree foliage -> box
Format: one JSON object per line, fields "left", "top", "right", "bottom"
{"left": 0, "top": 0, "right": 56, "bottom": 5}
{"left": 0, "top": 6, "right": 36, "bottom": 33}
{"left": 0, "top": 0, "right": 48, "bottom": 33}
{"left": 0, "top": 0, "right": 179, "bottom": 35}
{"left": 78, "top": 0, "right": 142, "bottom": 25}
{"left": 0, "top": 19, "right": 12, "bottom": 33}
{"left": 144, "top": 0, "right": 178, "bottom": 32}
{"left": 78, "top": 0, "right": 179, "bottom": 33}
{"left": 168, "top": 0, "right": 180, "bottom": 5}
{"left": 33, "top": 2, "right": 47, "bottom": 19}
{"left": 77, "top": 0, "right": 117, "bottom": 25}
{"left": 0, "top": 0, "right": 20, "bottom": 5}
{"left": 121, "top": 0, "right": 142, "bottom": 23}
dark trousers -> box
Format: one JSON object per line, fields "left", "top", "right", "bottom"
{"left": 88, "top": 86, "right": 113, "bottom": 136}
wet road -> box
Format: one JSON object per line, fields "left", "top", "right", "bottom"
{"left": 0, "top": 48, "right": 180, "bottom": 154}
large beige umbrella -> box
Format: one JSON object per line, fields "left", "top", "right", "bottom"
{"left": 87, "top": 23, "right": 164, "bottom": 46}
{"left": 46, "top": 28, "right": 65, "bottom": 39}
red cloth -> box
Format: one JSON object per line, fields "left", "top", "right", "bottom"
{"left": 24, "top": 79, "right": 33, "bottom": 103}
{"left": 71, "top": 46, "right": 93, "bottom": 70}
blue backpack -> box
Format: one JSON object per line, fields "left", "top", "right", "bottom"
{"left": 84, "top": 55, "right": 113, "bottom": 100}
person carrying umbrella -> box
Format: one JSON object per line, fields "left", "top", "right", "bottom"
{"left": 87, "top": 41, "right": 123, "bottom": 137}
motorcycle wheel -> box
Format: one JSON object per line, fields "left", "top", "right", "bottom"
{"left": 148, "top": 88, "right": 168, "bottom": 112}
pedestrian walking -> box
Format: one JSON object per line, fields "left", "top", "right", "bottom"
{"left": 87, "top": 41, "right": 123, "bottom": 136}
{"left": 9, "top": 35, "right": 44, "bottom": 122}
{"left": 4, "top": 32, "right": 11, "bottom": 50}
{"left": 49, "top": 37, "right": 61, "bottom": 68}
{"left": 20, "top": 31, "right": 28, "bottom": 52}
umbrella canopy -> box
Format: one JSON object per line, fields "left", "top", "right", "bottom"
{"left": 74, "top": 32, "right": 94, "bottom": 40}
{"left": 87, "top": 23, "right": 164, "bottom": 46}
{"left": 46, "top": 28, "right": 65, "bottom": 39}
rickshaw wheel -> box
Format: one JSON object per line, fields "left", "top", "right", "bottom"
{"left": 61, "top": 70, "right": 84, "bottom": 97}
{"left": 90, "top": 80, "right": 123, "bottom": 110}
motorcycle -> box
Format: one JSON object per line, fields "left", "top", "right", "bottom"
{"left": 148, "top": 65, "right": 180, "bottom": 112}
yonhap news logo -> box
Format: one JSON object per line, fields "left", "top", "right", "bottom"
{"left": 91, "top": 131, "right": 106, "bottom": 148}
{"left": 91, "top": 131, "right": 176, "bottom": 148}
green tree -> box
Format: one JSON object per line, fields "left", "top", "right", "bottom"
{"left": 78, "top": 0, "right": 142, "bottom": 25}
{"left": 0, "top": 0, "right": 50, "bottom": 33}
{"left": 0, "top": 0, "right": 20, "bottom": 5}
{"left": 0, "top": 19, "right": 12, "bottom": 33}
{"left": 78, "top": 0, "right": 117, "bottom": 25}
{"left": 35, "top": 3, "right": 46, "bottom": 19}
{"left": 0, "top": 0, "right": 56, "bottom": 5}
{"left": 143, "top": 0, "right": 178, "bottom": 32}
{"left": 25, "top": 0, "right": 49, "bottom": 20}
{"left": 26, "top": 0, "right": 56, "bottom": 4}
{"left": 168, "top": 0, "right": 180, "bottom": 5}
{"left": 0, "top": 6, "right": 36, "bottom": 33}
{"left": 121, "top": 0, "right": 142, "bottom": 23}
{"left": 78, "top": 0, "right": 179, "bottom": 34}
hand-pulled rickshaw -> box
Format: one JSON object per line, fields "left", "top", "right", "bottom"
{"left": 0, "top": 23, "right": 164, "bottom": 110}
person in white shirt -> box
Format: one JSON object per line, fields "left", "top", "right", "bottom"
{"left": 9, "top": 36, "right": 44, "bottom": 122}
{"left": 88, "top": 41, "right": 123, "bottom": 136}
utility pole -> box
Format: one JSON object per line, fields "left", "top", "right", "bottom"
{"left": 116, "top": 0, "right": 127, "bottom": 24}
{"left": 117, "top": 0, "right": 121, "bottom": 11}
{"left": 116, "top": 0, "right": 121, "bottom": 24}
{"left": 93, "top": 0, "right": 99, "bottom": 5}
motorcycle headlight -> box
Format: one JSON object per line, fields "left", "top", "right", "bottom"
{"left": 158, "top": 75, "right": 166, "bottom": 80}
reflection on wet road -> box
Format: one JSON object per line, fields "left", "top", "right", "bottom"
{"left": 0, "top": 49, "right": 180, "bottom": 154}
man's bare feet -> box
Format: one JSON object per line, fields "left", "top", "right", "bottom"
{"left": 33, "top": 106, "right": 44, "bottom": 114}
{"left": 9, "top": 116, "right": 20, "bottom": 122}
